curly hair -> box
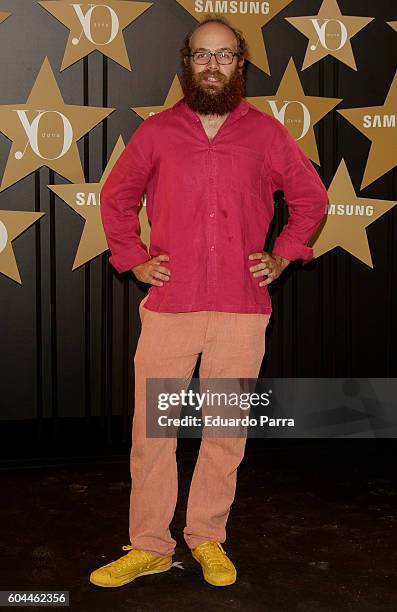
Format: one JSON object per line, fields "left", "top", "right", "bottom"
{"left": 180, "top": 15, "right": 248, "bottom": 66}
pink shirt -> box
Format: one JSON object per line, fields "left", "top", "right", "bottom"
{"left": 100, "top": 98, "right": 328, "bottom": 314}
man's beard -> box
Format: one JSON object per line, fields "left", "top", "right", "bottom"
{"left": 181, "top": 62, "right": 246, "bottom": 115}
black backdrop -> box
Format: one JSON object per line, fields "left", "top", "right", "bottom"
{"left": 0, "top": 0, "right": 396, "bottom": 464}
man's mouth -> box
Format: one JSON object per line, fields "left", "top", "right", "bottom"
{"left": 201, "top": 73, "right": 224, "bottom": 84}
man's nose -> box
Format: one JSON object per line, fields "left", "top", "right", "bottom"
{"left": 208, "top": 54, "right": 219, "bottom": 69}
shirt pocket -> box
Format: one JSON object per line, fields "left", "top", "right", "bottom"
{"left": 230, "top": 145, "right": 265, "bottom": 198}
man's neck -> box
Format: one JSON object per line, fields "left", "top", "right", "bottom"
{"left": 197, "top": 113, "right": 229, "bottom": 141}
{"left": 197, "top": 112, "right": 229, "bottom": 123}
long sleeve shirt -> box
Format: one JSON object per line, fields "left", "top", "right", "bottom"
{"left": 100, "top": 98, "right": 328, "bottom": 314}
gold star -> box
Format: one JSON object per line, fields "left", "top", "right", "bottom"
{"left": 285, "top": 0, "right": 373, "bottom": 71}
{"left": 48, "top": 138, "right": 120, "bottom": 269}
{"left": 39, "top": 0, "right": 152, "bottom": 71}
{"left": 48, "top": 136, "right": 150, "bottom": 269}
{"left": 337, "top": 70, "right": 397, "bottom": 189}
{"left": 0, "top": 12, "right": 11, "bottom": 25}
{"left": 247, "top": 58, "right": 341, "bottom": 165}
{"left": 0, "top": 57, "right": 114, "bottom": 192}
{"left": 311, "top": 159, "right": 397, "bottom": 267}
{"left": 387, "top": 21, "right": 397, "bottom": 33}
{"left": 0, "top": 210, "right": 44, "bottom": 283}
{"left": 132, "top": 74, "right": 183, "bottom": 119}
{"left": 175, "top": 0, "right": 294, "bottom": 75}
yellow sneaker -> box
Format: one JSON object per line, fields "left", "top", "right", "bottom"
{"left": 192, "top": 541, "right": 237, "bottom": 586}
{"left": 90, "top": 545, "right": 172, "bottom": 588}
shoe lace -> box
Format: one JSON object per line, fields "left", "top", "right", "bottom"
{"left": 109, "top": 545, "right": 146, "bottom": 571}
{"left": 198, "top": 542, "right": 229, "bottom": 569}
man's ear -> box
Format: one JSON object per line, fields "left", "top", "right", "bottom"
{"left": 183, "top": 55, "right": 189, "bottom": 66}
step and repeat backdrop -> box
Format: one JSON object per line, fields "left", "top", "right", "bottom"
{"left": 0, "top": 1, "right": 395, "bottom": 446}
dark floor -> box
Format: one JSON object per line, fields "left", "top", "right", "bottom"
{"left": 1, "top": 441, "right": 396, "bottom": 612}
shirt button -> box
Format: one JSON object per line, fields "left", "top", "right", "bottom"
{"left": 210, "top": 245, "right": 215, "bottom": 251}
{"left": 209, "top": 212, "right": 215, "bottom": 218}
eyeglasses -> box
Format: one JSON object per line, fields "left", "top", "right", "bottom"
{"left": 189, "top": 50, "right": 238, "bottom": 65}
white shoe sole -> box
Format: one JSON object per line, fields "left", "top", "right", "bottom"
{"left": 90, "top": 562, "right": 173, "bottom": 588}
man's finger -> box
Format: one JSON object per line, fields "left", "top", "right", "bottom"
{"left": 152, "top": 271, "right": 170, "bottom": 281}
{"left": 248, "top": 252, "right": 268, "bottom": 261}
{"left": 253, "top": 266, "right": 272, "bottom": 277}
{"left": 249, "top": 262, "right": 265, "bottom": 272}
{"left": 259, "top": 273, "right": 277, "bottom": 286}
{"left": 154, "top": 265, "right": 171, "bottom": 275}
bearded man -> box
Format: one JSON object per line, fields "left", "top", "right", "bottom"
{"left": 90, "top": 16, "right": 328, "bottom": 588}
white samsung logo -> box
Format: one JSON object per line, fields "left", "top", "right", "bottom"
{"left": 363, "top": 114, "right": 395, "bottom": 128}
{"left": 327, "top": 204, "right": 374, "bottom": 216}
{"left": 194, "top": 1, "right": 270, "bottom": 14}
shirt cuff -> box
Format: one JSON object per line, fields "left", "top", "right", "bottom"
{"left": 109, "top": 246, "right": 150, "bottom": 274}
{"left": 272, "top": 235, "right": 314, "bottom": 263}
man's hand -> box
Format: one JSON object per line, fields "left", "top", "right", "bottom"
{"left": 132, "top": 254, "right": 171, "bottom": 286}
{"left": 248, "top": 251, "right": 290, "bottom": 287}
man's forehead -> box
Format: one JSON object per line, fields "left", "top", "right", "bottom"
{"left": 190, "top": 23, "right": 238, "bottom": 50}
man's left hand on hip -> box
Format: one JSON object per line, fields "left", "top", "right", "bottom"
{"left": 248, "top": 251, "right": 290, "bottom": 287}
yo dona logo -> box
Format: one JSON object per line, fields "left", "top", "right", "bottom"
{"left": 268, "top": 101, "right": 311, "bottom": 140}
{"left": 310, "top": 19, "right": 348, "bottom": 52}
{"left": 13, "top": 110, "right": 73, "bottom": 161}
{"left": 0, "top": 221, "right": 8, "bottom": 254}
{"left": 71, "top": 3, "right": 120, "bottom": 46}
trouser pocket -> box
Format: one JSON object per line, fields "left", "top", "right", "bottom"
{"left": 138, "top": 294, "right": 149, "bottom": 322}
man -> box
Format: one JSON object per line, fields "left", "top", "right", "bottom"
{"left": 90, "top": 16, "right": 328, "bottom": 588}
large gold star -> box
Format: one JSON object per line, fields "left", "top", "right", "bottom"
{"left": 0, "top": 210, "right": 44, "bottom": 283}
{"left": 0, "top": 57, "right": 114, "bottom": 192}
{"left": 285, "top": 0, "right": 373, "bottom": 71}
{"left": 337, "top": 70, "right": 397, "bottom": 189}
{"left": 48, "top": 138, "right": 120, "bottom": 269}
{"left": 0, "top": 12, "right": 11, "bottom": 25}
{"left": 311, "top": 159, "right": 397, "bottom": 267}
{"left": 247, "top": 58, "right": 341, "bottom": 165}
{"left": 47, "top": 136, "right": 150, "bottom": 269}
{"left": 39, "top": 0, "right": 152, "bottom": 71}
{"left": 175, "top": 0, "right": 294, "bottom": 75}
{"left": 132, "top": 74, "right": 183, "bottom": 119}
